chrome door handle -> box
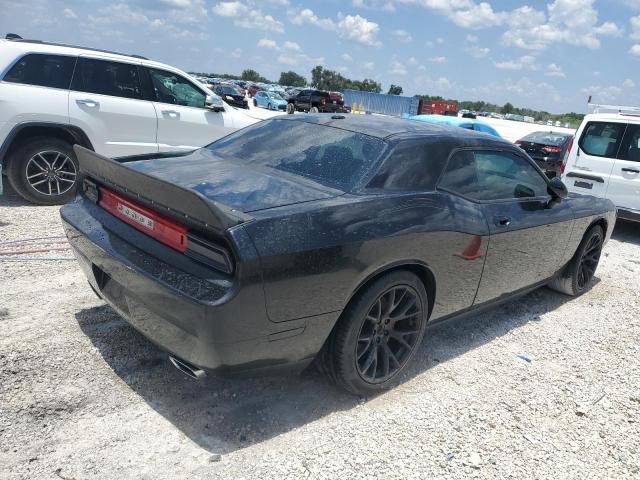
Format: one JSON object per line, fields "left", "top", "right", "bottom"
{"left": 76, "top": 99, "right": 99, "bottom": 108}
{"left": 162, "top": 110, "right": 180, "bottom": 118}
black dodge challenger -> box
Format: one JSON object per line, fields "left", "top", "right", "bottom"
{"left": 61, "top": 115, "right": 616, "bottom": 395}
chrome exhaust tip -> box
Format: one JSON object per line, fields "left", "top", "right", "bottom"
{"left": 169, "top": 355, "right": 206, "bottom": 380}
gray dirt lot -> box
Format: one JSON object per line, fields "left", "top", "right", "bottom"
{"left": 1, "top": 185, "right": 639, "bottom": 480}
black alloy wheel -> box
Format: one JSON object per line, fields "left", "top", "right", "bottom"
{"left": 576, "top": 229, "right": 603, "bottom": 291}
{"left": 355, "top": 285, "right": 423, "bottom": 384}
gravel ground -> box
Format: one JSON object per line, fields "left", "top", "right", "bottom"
{"left": 1, "top": 183, "right": 639, "bottom": 480}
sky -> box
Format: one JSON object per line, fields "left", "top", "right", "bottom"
{"left": 1, "top": 0, "right": 639, "bottom": 113}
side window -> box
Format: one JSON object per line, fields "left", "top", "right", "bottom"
{"left": 579, "top": 121, "right": 626, "bottom": 158}
{"left": 440, "top": 150, "right": 548, "bottom": 201}
{"left": 3, "top": 54, "right": 75, "bottom": 89}
{"left": 147, "top": 68, "right": 205, "bottom": 108}
{"left": 71, "top": 58, "right": 142, "bottom": 99}
{"left": 617, "top": 123, "right": 640, "bottom": 162}
{"left": 367, "top": 143, "right": 439, "bottom": 191}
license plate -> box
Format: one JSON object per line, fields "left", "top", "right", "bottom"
{"left": 117, "top": 203, "right": 155, "bottom": 230}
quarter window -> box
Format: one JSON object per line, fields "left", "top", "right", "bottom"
{"left": 579, "top": 121, "right": 626, "bottom": 158}
{"left": 147, "top": 68, "right": 205, "bottom": 108}
{"left": 617, "top": 123, "right": 640, "bottom": 162}
{"left": 367, "top": 143, "right": 440, "bottom": 191}
{"left": 71, "top": 58, "right": 142, "bottom": 99}
{"left": 3, "top": 54, "right": 75, "bottom": 89}
{"left": 440, "top": 150, "right": 549, "bottom": 201}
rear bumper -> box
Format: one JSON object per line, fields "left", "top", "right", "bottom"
{"left": 617, "top": 208, "right": 640, "bottom": 223}
{"left": 60, "top": 199, "right": 338, "bottom": 374}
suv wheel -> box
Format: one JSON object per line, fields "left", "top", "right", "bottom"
{"left": 319, "top": 271, "right": 428, "bottom": 396}
{"left": 7, "top": 137, "right": 79, "bottom": 205}
{"left": 286, "top": 103, "right": 295, "bottom": 114}
{"left": 310, "top": 106, "right": 319, "bottom": 113}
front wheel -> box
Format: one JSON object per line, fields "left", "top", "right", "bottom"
{"left": 286, "top": 103, "right": 295, "bottom": 114}
{"left": 548, "top": 225, "right": 604, "bottom": 296}
{"left": 7, "top": 136, "right": 79, "bottom": 205}
{"left": 319, "top": 271, "right": 428, "bottom": 396}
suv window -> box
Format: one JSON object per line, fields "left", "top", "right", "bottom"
{"left": 579, "top": 121, "right": 626, "bottom": 158}
{"left": 148, "top": 68, "right": 205, "bottom": 107}
{"left": 3, "top": 54, "right": 75, "bottom": 89}
{"left": 440, "top": 150, "right": 548, "bottom": 201}
{"left": 367, "top": 143, "right": 438, "bottom": 191}
{"left": 71, "top": 58, "right": 142, "bottom": 99}
{"left": 617, "top": 123, "right": 640, "bottom": 162}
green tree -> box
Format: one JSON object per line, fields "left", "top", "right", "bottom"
{"left": 279, "top": 71, "right": 307, "bottom": 87}
{"left": 387, "top": 84, "right": 403, "bottom": 95}
{"left": 309, "top": 65, "right": 382, "bottom": 93}
{"left": 501, "top": 102, "right": 514, "bottom": 114}
{"left": 241, "top": 69, "right": 267, "bottom": 82}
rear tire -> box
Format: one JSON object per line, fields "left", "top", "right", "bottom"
{"left": 7, "top": 136, "right": 79, "bottom": 205}
{"left": 548, "top": 225, "right": 604, "bottom": 296}
{"left": 286, "top": 103, "right": 295, "bottom": 114}
{"left": 310, "top": 106, "right": 319, "bottom": 113}
{"left": 319, "top": 271, "right": 428, "bottom": 396}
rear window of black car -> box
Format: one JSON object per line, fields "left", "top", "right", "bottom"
{"left": 207, "top": 120, "right": 386, "bottom": 191}
{"left": 521, "top": 132, "right": 571, "bottom": 146}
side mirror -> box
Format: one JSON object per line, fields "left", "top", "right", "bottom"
{"left": 205, "top": 94, "right": 225, "bottom": 112}
{"left": 547, "top": 176, "right": 568, "bottom": 203}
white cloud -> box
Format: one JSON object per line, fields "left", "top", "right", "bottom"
{"left": 503, "top": 0, "right": 623, "bottom": 51}
{"left": 429, "top": 56, "right": 447, "bottom": 63}
{"left": 581, "top": 84, "right": 623, "bottom": 102}
{"left": 383, "top": 2, "right": 396, "bottom": 11}
{"left": 363, "top": 61, "right": 375, "bottom": 70}
{"left": 231, "top": 48, "right": 242, "bottom": 58}
{"left": 630, "top": 44, "right": 640, "bottom": 56}
{"left": 236, "top": 11, "right": 284, "bottom": 32}
{"left": 494, "top": 55, "right": 537, "bottom": 71}
{"left": 283, "top": 41, "right": 301, "bottom": 51}
{"left": 466, "top": 34, "right": 478, "bottom": 43}
{"left": 631, "top": 16, "right": 640, "bottom": 40}
{"left": 466, "top": 45, "right": 490, "bottom": 58}
{"left": 436, "top": 77, "right": 452, "bottom": 90}
{"left": 277, "top": 55, "right": 298, "bottom": 65}
{"left": 212, "top": 1, "right": 247, "bottom": 17}
{"left": 289, "top": 9, "right": 381, "bottom": 46}
{"left": 352, "top": 0, "right": 365, "bottom": 5}
{"left": 392, "top": 29, "right": 412, "bottom": 43}
{"left": 395, "top": 0, "right": 505, "bottom": 29}
{"left": 408, "top": 57, "right": 418, "bottom": 65}
{"left": 342, "top": 53, "right": 353, "bottom": 61}
{"left": 545, "top": 63, "right": 566, "bottom": 78}
{"left": 623, "top": 79, "right": 636, "bottom": 88}
{"left": 390, "top": 61, "right": 408, "bottom": 75}
{"left": 63, "top": 8, "right": 77, "bottom": 19}
{"left": 418, "top": 65, "right": 426, "bottom": 71}
{"left": 436, "top": 37, "right": 444, "bottom": 44}
{"left": 257, "top": 38, "right": 278, "bottom": 49}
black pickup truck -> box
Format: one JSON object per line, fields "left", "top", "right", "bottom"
{"left": 286, "top": 89, "right": 345, "bottom": 114}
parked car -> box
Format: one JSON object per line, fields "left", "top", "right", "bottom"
{"left": 0, "top": 36, "right": 258, "bottom": 205}
{"left": 409, "top": 114, "right": 501, "bottom": 138}
{"left": 61, "top": 114, "right": 615, "bottom": 395}
{"left": 253, "top": 90, "right": 287, "bottom": 111}
{"left": 287, "top": 89, "right": 344, "bottom": 114}
{"left": 562, "top": 105, "right": 640, "bottom": 222}
{"left": 515, "top": 131, "right": 573, "bottom": 178}
{"left": 213, "top": 83, "right": 248, "bottom": 109}
{"left": 247, "top": 84, "right": 264, "bottom": 97}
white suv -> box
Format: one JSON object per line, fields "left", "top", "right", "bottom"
{"left": 0, "top": 36, "right": 257, "bottom": 204}
{"left": 562, "top": 105, "right": 640, "bottom": 222}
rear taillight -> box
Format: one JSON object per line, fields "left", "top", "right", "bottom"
{"left": 542, "top": 145, "right": 563, "bottom": 153}
{"left": 320, "top": 97, "right": 326, "bottom": 105}
{"left": 560, "top": 137, "right": 574, "bottom": 173}
{"left": 99, "top": 187, "right": 188, "bottom": 252}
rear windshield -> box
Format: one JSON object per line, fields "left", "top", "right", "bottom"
{"left": 207, "top": 120, "right": 386, "bottom": 191}
{"left": 521, "top": 132, "right": 571, "bottom": 146}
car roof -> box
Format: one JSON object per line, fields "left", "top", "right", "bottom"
{"left": 275, "top": 114, "right": 512, "bottom": 146}
{"left": 582, "top": 112, "right": 640, "bottom": 125}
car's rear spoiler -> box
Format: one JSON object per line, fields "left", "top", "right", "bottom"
{"left": 74, "top": 146, "right": 252, "bottom": 233}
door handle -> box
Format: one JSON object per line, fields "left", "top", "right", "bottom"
{"left": 493, "top": 216, "right": 511, "bottom": 227}
{"left": 622, "top": 167, "right": 640, "bottom": 174}
{"left": 162, "top": 110, "right": 180, "bottom": 118}
{"left": 76, "top": 99, "right": 99, "bottom": 108}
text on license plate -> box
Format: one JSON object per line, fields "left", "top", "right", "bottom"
{"left": 117, "top": 203, "right": 155, "bottom": 229}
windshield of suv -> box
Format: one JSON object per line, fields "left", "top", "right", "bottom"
{"left": 221, "top": 85, "right": 240, "bottom": 95}
{"left": 207, "top": 119, "right": 386, "bottom": 191}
